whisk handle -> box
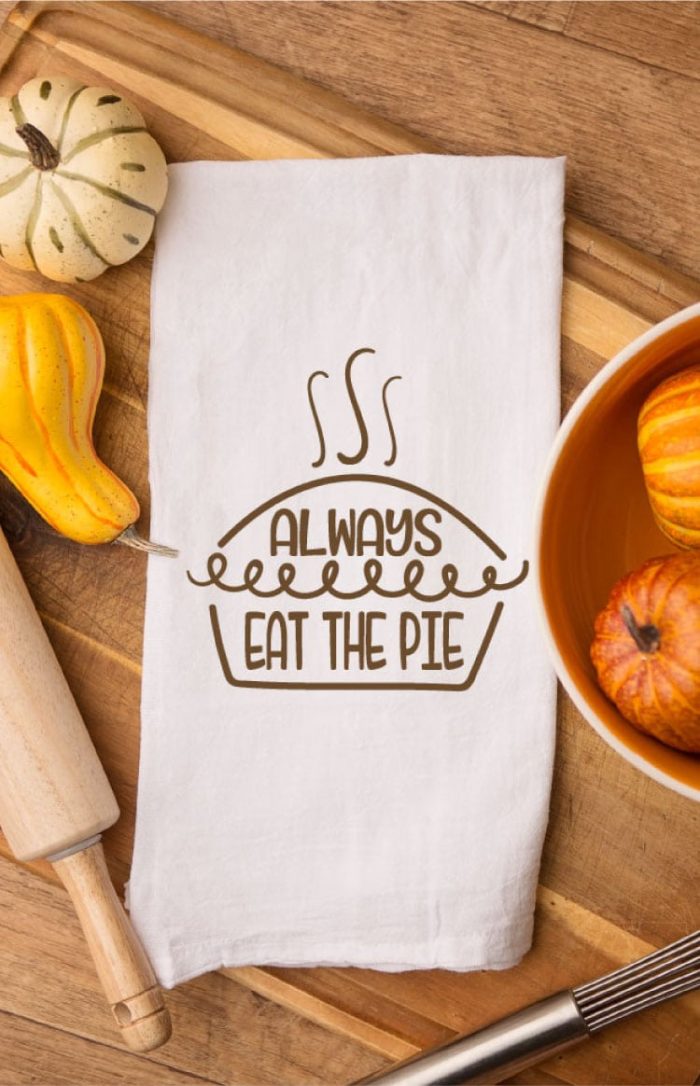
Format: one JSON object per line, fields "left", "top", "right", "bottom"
{"left": 354, "top": 991, "right": 589, "bottom": 1086}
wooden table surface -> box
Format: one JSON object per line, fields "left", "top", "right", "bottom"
{"left": 1, "top": 4, "right": 699, "bottom": 1085}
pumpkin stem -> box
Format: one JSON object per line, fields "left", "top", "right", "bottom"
{"left": 115, "top": 525, "right": 178, "bottom": 558}
{"left": 621, "top": 603, "right": 660, "bottom": 654}
{"left": 16, "top": 123, "right": 60, "bottom": 170}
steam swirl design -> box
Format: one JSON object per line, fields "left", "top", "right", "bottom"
{"left": 306, "top": 347, "right": 402, "bottom": 468}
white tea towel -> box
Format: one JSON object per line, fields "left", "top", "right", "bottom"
{"left": 128, "top": 154, "right": 565, "bottom": 987}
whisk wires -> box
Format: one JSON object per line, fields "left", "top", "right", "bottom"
{"left": 573, "top": 930, "right": 700, "bottom": 1032}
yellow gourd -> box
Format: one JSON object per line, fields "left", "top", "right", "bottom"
{"left": 0, "top": 292, "right": 173, "bottom": 552}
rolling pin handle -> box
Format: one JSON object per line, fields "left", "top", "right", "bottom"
{"left": 51, "top": 840, "right": 171, "bottom": 1053}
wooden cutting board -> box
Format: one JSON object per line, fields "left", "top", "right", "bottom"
{"left": 0, "top": 4, "right": 698, "bottom": 1084}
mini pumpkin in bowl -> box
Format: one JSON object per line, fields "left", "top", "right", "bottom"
{"left": 0, "top": 74, "right": 168, "bottom": 282}
{"left": 638, "top": 365, "right": 700, "bottom": 548}
{"left": 590, "top": 553, "right": 700, "bottom": 754}
{"left": 535, "top": 302, "right": 700, "bottom": 801}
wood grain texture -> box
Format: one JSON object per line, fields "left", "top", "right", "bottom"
{"left": 0, "top": 1014, "right": 205, "bottom": 1086}
{"left": 139, "top": 1, "right": 700, "bottom": 280}
{"left": 473, "top": 0, "right": 700, "bottom": 78}
{"left": 53, "top": 842, "right": 171, "bottom": 1052}
{"left": 0, "top": 856, "right": 384, "bottom": 1084}
{"left": 0, "top": 3, "right": 697, "bottom": 1084}
{"left": 0, "top": 524, "right": 119, "bottom": 861}
{"left": 565, "top": 2, "right": 700, "bottom": 78}
{"left": 472, "top": 2, "right": 575, "bottom": 33}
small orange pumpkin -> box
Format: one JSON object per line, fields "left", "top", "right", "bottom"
{"left": 590, "top": 553, "right": 700, "bottom": 753}
{"left": 638, "top": 365, "right": 700, "bottom": 548}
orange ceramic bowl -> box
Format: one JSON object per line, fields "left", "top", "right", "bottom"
{"left": 536, "top": 302, "right": 700, "bottom": 802}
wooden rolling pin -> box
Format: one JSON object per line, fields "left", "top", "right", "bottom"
{"left": 0, "top": 526, "right": 171, "bottom": 1052}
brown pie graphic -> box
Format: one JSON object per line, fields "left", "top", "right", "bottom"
{"left": 187, "top": 348, "right": 528, "bottom": 692}
{"left": 187, "top": 473, "right": 528, "bottom": 691}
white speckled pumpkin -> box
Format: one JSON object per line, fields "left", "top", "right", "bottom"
{"left": 0, "top": 75, "right": 168, "bottom": 282}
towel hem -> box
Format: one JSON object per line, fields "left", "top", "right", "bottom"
{"left": 149, "top": 923, "right": 535, "bottom": 988}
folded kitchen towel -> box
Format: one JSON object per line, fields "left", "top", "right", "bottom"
{"left": 127, "top": 153, "right": 565, "bottom": 987}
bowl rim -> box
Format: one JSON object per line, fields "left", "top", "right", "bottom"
{"left": 533, "top": 300, "right": 700, "bottom": 803}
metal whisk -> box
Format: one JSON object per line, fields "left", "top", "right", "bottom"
{"left": 575, "top": 929, "right": 700, "bottom": 1032}
{"left": 355, "top": 930, "right": 700, "bottom": 1085}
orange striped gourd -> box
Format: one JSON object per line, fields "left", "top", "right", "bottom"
{"left": 0, "top": 293, "right": 173, "bottom": 552}
{"left": 638, "top": 365, "right": 700, "bottom": 549}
